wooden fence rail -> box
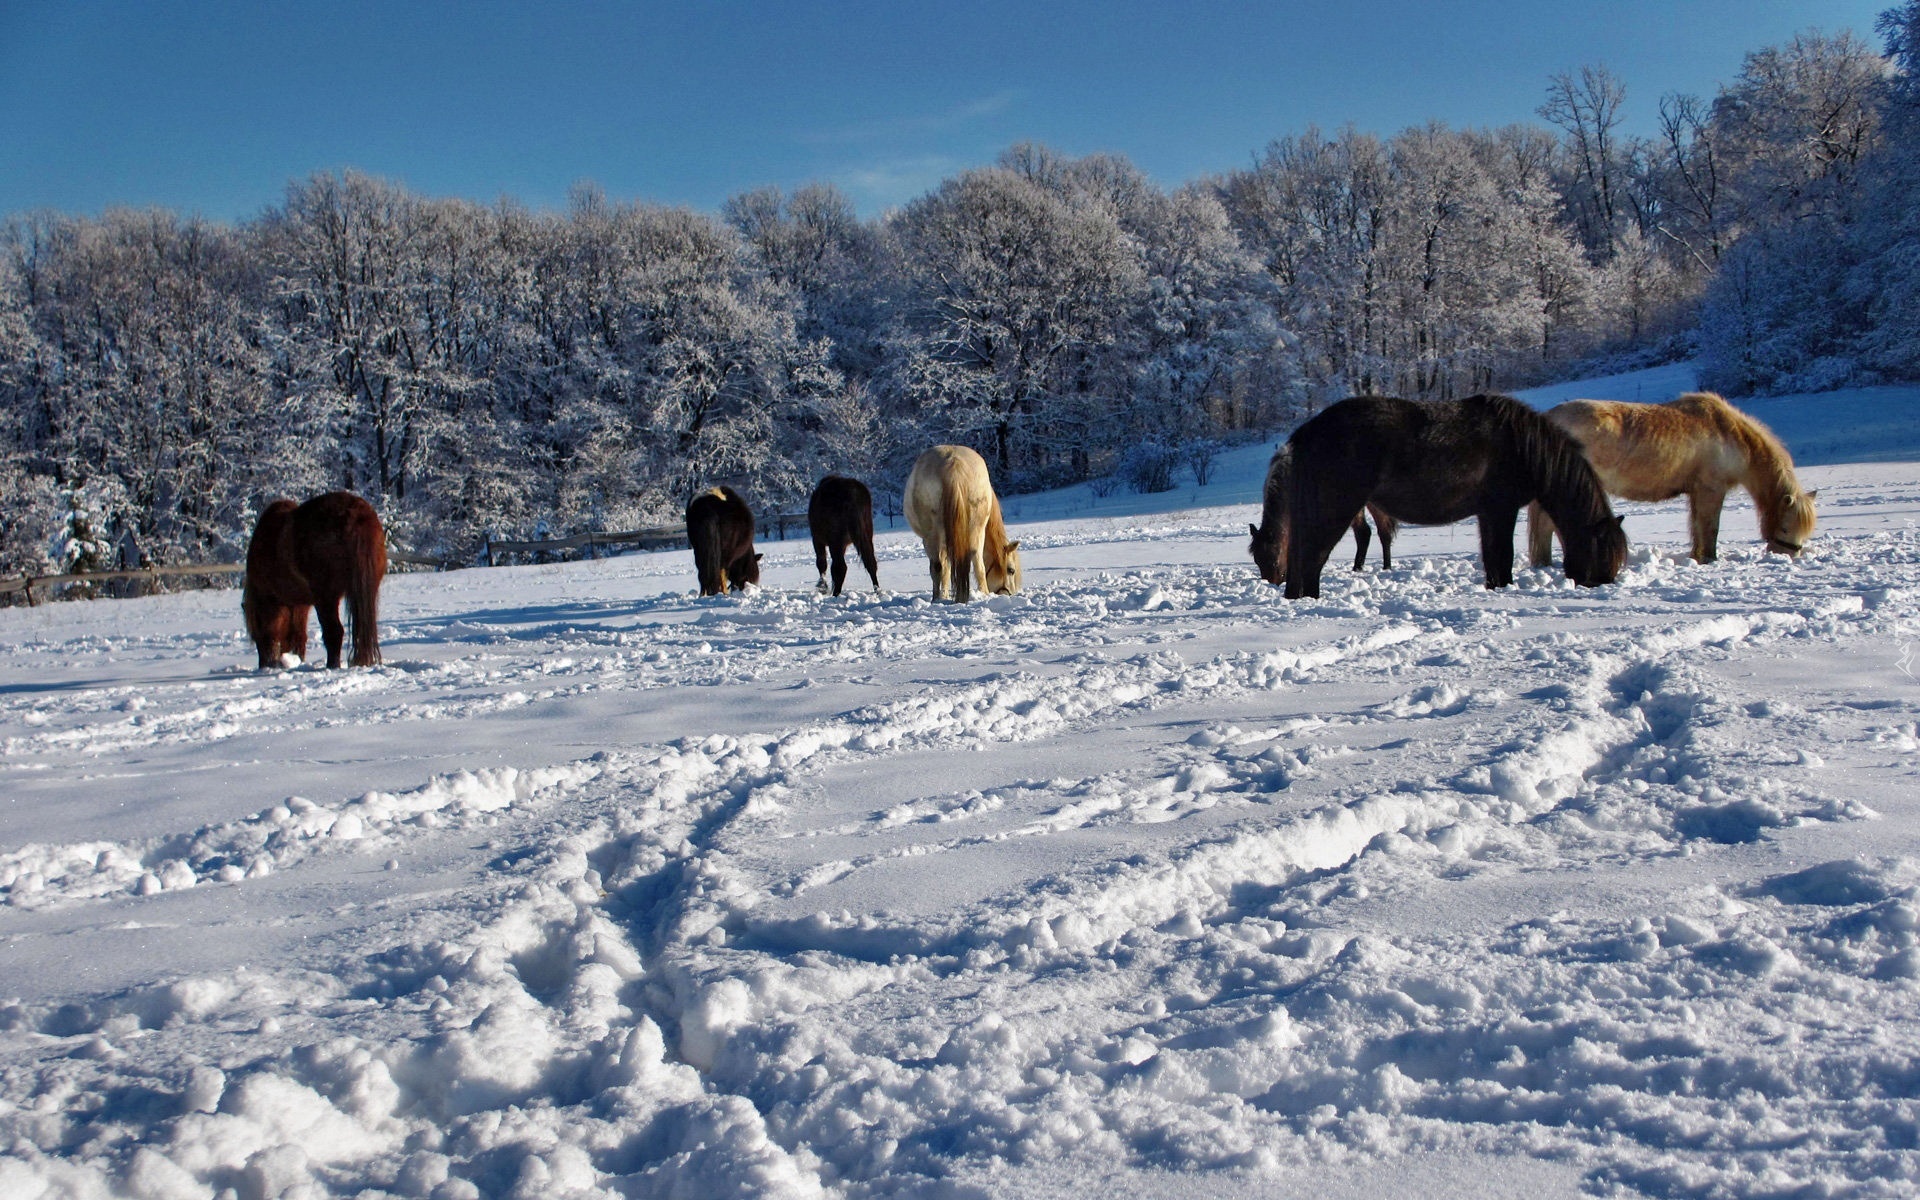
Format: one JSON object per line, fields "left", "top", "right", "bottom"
{"left": 483, "top": 512, "right": 810, "bottom": 566}
{"left": 0, "top": 548, "right": 457, "bottom": 607}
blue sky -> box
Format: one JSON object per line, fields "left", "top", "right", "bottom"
{"left": 0, "top": 0, "right": 1892, "bottom": 222}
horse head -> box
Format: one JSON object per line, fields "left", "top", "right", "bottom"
{"left": 1766, "top": 489, "right": 1817, "bottom": 557}
{"left": 989, "top": 541, "right": 1023, "bottom": 595}
{"left": 1563, "top": 515, "right": 1628, "bottom": 587}
{"left": 1248, "top": 522, "right": 1285, "bottom": 586}
{"left": 732, "top": 551, "right": 764, "bottom": 589}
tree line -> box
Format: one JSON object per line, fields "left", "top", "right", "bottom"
{"left": 0, "top": 12, "right": 1911, "bottom": 578}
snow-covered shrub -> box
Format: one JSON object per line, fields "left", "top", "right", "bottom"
{"left": 1118, "top": 441, "right": 1180, "bottom": 494}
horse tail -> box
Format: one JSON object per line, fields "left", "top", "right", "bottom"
{"left": 693, "top": 518, "right": 725, "bottom": 595}
{"left": 943, "top": 468, "right": 974, "bottom": 603}
{"left": 854, "top": 488, "right": 880, "bottom": 590}
{"left": 940, "top": 466, "right": 975, "bottom": 602}
{"left": 347, "top": 506, "right": 386, "bottom": 667}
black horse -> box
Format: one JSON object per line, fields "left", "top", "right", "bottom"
{"left": 1249, "top": 443, "right": 1398, "bottom": 586}
{"left": 687, "top": 487, "right": 762, "bottom": 596}
{"left": 808, "top": 475, "right": 880, "bottom": 596}
{"left": 1284, "top": 394, "right": 1627, "bottom": 599}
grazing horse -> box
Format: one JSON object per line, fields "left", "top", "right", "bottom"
{"left": 808, "top": 475, "right": 880, "bottom": 596}
{"left": 1248, "top": 443, "right": 1398, "bottom": 586}
{"left": 243, "top": 491, "right": 386, "bottom": 669}
{"left": 903, "top": 446, "right": 1022, "bottom": 602}
{"left": 1527, "top": 391, "right": 1817, "bottom": 566}
{"left": 687, "top": 487, "right": 762, "bottom": 596}
{"left": 1285, "top": 394, "right": 1627, "bottom": 599}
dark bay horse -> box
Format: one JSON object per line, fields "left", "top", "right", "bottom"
{"left": 1249, "top": 443, "right": 1398, "bottom": 586}
{"left": 687, "top": 487, "right": 762, "bottom": 596}
{"left": 808, "top": 475, "right": 880, "bottom": 596}
{"left": 243, "top": 491, "right": 386, "bottom": 668}
{"left": 1284, "top": 394, "right": 1627, "bottom": 599}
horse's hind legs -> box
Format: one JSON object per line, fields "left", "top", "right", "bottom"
{"left": 1350, "top": 515, "right": 1371, "bottom": 572}
{"left": 814, "top": 537, "right": 832, "bottom": 593}
{"left": 829, "top": 545, "right": 850, "bottom": 597}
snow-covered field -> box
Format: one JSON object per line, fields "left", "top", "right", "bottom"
{"left": 4, "top": 368, "right": 1920, "bottom": 1199}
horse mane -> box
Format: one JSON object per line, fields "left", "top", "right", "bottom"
{"left": 1675, "top": 391, "right": 1803, "bottom": 506}
{"left": 1258, "top": 445, "right": 1289, "bottom": 531}
{"left": 1471, "top": 394, "right": 1611, "bottom": 528}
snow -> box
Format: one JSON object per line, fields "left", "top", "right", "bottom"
{"left": 4, "top": 368, "right": 1920, "bottom": 1198}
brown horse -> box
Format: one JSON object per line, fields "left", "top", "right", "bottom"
{"left": 808, "top": 475, "right": 880, "bottom": 596}
{"left": 903, "top": 446, "right": 1022, "bottom": 602}
{"left": 1527, "top": 391, "right": 1817, "bottom": 566}
{"left": 1248, "top": 443, "right": 1398, "bottom": 586}
{"left": 687, "top": 487, "right": 762, "bottom": 596}
{"left": 1285, "top": 394, "right": 1627, "bottom": 599}
{"left": 243, "top": 491, "right": 386, "bottom": 669}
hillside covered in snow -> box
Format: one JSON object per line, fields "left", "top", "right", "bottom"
{"left": 3, "top": 367, "right": 1919, "bottom": 1198}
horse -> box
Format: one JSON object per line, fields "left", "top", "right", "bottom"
{"left": 243, "top": 491, "right": 386, "bottom": 669}
{"left": 808, "top": 475, "right": 880, "bottom": 596}
{"left": 903, "top": 445, "right": 1022, "bottom": 602}
{"left": 686, "top": 487, "right": 762, "bottom": 596}
{"left": 1284, "top": 394, "right": 1627, "bottom": 599}
{"left": 1248, "top": 443, "right": 1398, "bottom": 586}
{"left": 1526, "top": 391, "right": 1817, "bottom": 567}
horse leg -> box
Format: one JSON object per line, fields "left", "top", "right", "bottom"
{"left": 923, "top": 538, "right": 948, "bottom": 601}
{"left": 1283, "top": 508, "right": 1357, "bottom": 601}
{"left": 315, "top": 595, "right": 346, "bottom": 668}
{"left": 1372, "top": 507, "right": 1396, "bottom": 570}
{"left": 288, "top": 605, "right": 311, "bottom": 664}
{"left": 829, "top": 543, "right": 849, "bottom": 597}
{"left": 1349, "top": 514, "right": 1371, "bottom": 572}
{"left": 814, "top": 535, "right": 831, "bottom": 593}
{"left": 857, "top": 533, "right": 880, "bottom": 593}
{"left": 1478, "top": 505, "right": 1519, "bottom": 589}
{"left": 1688, "top": 490, "right": 1726, "bottom": 563}
{"left": 1526, "top": 501, "right": 1558, "bottom": 568}
{"left": 253, "top": 601, "right": 291, "bottom": 668}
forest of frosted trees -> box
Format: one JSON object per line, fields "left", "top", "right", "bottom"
{"left": 2, "top": 7, "right": 1915, "bottom": 577}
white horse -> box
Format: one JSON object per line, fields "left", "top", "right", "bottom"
{"left": 903, "top": 446, "right": 1022, "bottom": 602}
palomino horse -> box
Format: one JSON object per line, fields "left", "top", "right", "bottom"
{"left": 1249, "top": 443, "right": 1398, "bottom": 586}
{"left": 1527, "top": 391, "right": 1817, "bottom": 566}
{"left": 903, "top": 446, "right": 1022, "bottom": 602}
{"left": 808, "top": 475, "right": 880, "bottom": 596}
{"left": 243, "top": 491, "right": 386, "bottom": 669}
{"left": 1285, "top": 394, "right": 1627, "bottom": 599}
{"left": 687, "top": 487, "right": 762, "bottom": 596}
